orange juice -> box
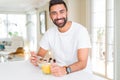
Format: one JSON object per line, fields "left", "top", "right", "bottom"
{"left": 41, "top": 63, "right": 51, "bottom": 74}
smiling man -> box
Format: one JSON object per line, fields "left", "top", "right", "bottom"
{"left": 30, "top": 0, "right": 91, "bottom": 77}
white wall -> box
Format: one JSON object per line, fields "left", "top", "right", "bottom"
{"left": 67, "top": 0, "right": 86, "bottom": 27}
{"left": 115, "top": 0, "right": 120, "bottom": 79}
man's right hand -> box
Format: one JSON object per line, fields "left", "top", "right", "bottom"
{"left": 30, "top": 51, "right": 38, "bottom": 66}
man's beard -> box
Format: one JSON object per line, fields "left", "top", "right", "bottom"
{"left": 53, "top": 17, "right": 67, "bottom": 28}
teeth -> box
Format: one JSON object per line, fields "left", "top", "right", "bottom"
{"left": 57, "top": 20, "right": 63, "bottom": 23}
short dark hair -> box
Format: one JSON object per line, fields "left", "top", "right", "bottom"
{"left": 49, "top": 0, "right": 68, "bottom": 11}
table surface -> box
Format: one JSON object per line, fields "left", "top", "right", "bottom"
{"left": 0, "top": 60, "right": 96, "bottom": 80}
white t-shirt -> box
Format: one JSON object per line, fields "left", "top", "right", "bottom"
{"left": 40, "top": 22, "right": 91, "bottom": 66}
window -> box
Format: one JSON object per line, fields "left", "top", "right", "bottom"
{"left": 0, "top": 14, "right": 7, "bottom": 38}
{"left": 90, "top": 0, "right": 114, "bottom": 79}
{"left": 0, "top": 14, "right": 26, "bottom": 38}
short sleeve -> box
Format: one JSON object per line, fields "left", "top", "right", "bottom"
{"left": 77, "top": 28, "right": 91, "bottom": 49}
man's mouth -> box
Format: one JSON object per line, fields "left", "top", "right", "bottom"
{"left": 56, "top": 19, "right": 64, "bottom": 23}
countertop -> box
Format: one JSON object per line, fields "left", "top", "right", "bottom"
{"left": 0, "top": 60, "right": 96, "bottom": 80}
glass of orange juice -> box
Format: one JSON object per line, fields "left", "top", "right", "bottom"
{"left": 41, "top": 63, "right": 51, "bottom": 74}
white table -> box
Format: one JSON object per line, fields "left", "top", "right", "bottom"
{"left": 0, "top": 60, "right": 97, "bottom": 80}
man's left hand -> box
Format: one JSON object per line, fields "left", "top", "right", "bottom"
{"left": 50, "top": 63, "right": 67, "bottom": 77}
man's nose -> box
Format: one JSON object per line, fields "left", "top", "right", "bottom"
{"left": 56, "top": 13, "right": 62, "bottom": 19}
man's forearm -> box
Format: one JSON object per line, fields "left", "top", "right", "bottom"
{"left": 36, "top": 47, "right": 48, "bottom": 57}
{"left": 68, "top": 61, "right": 87, "bottom": 73}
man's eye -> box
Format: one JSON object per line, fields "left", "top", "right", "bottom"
{"left": 51, "top": 12, "right": 56, "bottom": 15}
{"left": 60, "top": 10, "right": 65, "bottom": 14}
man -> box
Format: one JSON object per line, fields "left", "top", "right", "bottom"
{"left": 30, "top": 0, "right": 91, "bottom": 77}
